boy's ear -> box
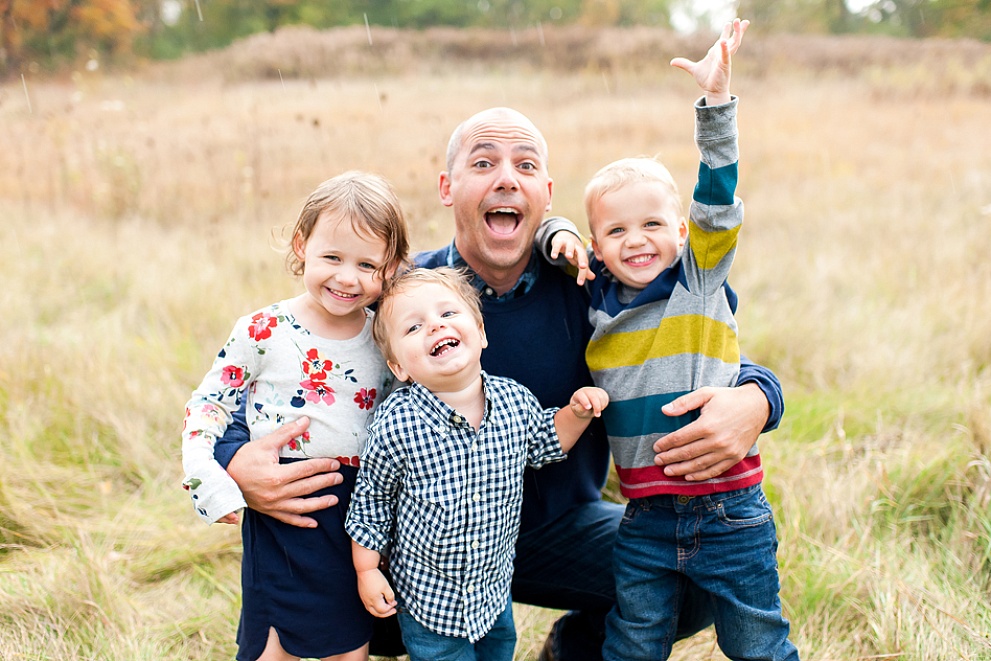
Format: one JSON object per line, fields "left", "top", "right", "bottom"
{"left": 479, "top": 324, "right": 488, "bottom": 350}
{"left": 678, "top": 217, "right": 688, "bottom": 249}
{"left": 387, "top": 360, "right": 410, "bottom": 384}
{"left": 590, "top": 235, "right": 603, "bottom": 262}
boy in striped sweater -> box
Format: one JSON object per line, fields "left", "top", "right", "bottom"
{"left": 542, "top": 19, "right": 799, "bottom": 661}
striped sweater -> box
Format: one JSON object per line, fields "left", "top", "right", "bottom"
{"left": 584, "top": 97, "right": 761, "bottom": 499}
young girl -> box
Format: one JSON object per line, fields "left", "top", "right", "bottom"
{"left": 181, "top": 171, "right": 410, "bottom": 661}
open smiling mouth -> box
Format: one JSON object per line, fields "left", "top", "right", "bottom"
{"left": 430, "top": 338, "right": 460, "bottom": 356}
{"left": 485, "top": 208, "right": 521, "bottom": 236}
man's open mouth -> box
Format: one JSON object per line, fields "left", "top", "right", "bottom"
{"left": 485, "top": 207, "right": 522, "bottom": 236}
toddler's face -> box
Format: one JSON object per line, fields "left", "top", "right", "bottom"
{"left": 380, "top": 281, "right": 487, "bottom": 391}
{"left": 589, "top": 181, "right": 687, "bottom": 289}
{"left": 292, "top": 211, "right": 391, "bottom": 326}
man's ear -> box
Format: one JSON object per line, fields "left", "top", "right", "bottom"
{"left": 544, "top": 177, "right": 554, "bottom": 213}
{"left": 387, "top": 360, "right": 410, "bottom": 384}
{"left": 439, "top": 171, "right": 454, "bottom": 208}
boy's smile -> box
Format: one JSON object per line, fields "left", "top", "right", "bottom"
{"left": 381, "top": 281, "right": 488, "bottom": 392}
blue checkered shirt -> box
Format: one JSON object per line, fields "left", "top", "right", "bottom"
{"left": 345, "top": 372, "right": 566, "bottom": 642}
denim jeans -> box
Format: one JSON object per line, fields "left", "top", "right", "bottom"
{"left": 603, "top": 484, "right": 799, "bottom": 661}
{"left": 512, "top": 499, "right": 715, "bottom": 661}
{"left": 398, "top": 594, "right": 516, "bottom": 661}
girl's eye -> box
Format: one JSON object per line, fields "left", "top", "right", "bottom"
{"left": 359, "top": 262, "right": 377, "bottom": 271}
{"left": 325, "top": 255, "right": 341, "bottom": 262}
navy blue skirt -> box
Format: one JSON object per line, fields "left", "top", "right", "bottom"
{"left": 236, "top": 462, "right": 373, "bottom": 660}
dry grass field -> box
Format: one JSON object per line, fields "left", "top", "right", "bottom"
{"left": 2, "top": 24, "right": 991, "bottom": 660}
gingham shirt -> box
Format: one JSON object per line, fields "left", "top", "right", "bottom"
{"left": 345, "top": 372, "right": 566, "bottom": 642}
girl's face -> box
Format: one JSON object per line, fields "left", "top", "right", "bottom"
{"left": 293, "top": 211, "right": 391, "bottom": 329}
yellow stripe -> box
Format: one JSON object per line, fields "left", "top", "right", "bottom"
{"left": 586, "top": 315, "right": 739, "bottom": 371}
{"left": 689, "top": 223, "right": 740, "bottom": 270}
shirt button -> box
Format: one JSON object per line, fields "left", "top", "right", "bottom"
{"left": 471, "top": 442, "right": 478, "bottom": 451}
{"left": 471, "top": 540, "right": 480, "bottom": 550}
{"left": 472, "top": 493, "right": 481, "bottom": 502}
{"left": 451, "top": 414, "right": 463, "bottom": 424}
{"left": 435, "top": 426, "right": 447, "bottom": 434}
{"left": 466, "top": 585, "right": 475, "bottom": 594}
{"left": 484, "top": 287, "right": 494, "bottom": 296}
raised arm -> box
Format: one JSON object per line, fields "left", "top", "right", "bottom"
{"left": 670, "top": 18, "right": 749, "bottom": 107}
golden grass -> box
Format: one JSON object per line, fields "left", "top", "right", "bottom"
{"left": 2, "top": 25, "right": 991, "bottom": 660}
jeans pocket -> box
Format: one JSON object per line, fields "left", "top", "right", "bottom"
{"left": 620, "top": 499, "right": 641, "bottom": 526}
{"left": 714, "top": 487, "right": 773, "bottom": 529}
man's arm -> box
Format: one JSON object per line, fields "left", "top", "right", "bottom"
{"left": 653, "top": 357, "right": 783, "bottom": 482}
{"left": 221, "top": 415, "right": 344, "bottom": 528}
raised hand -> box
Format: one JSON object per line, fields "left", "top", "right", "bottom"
{"left": 670, "top": 18, "right": 749, "bottom": 106}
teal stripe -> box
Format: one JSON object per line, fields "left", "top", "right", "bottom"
{"left": 601, "top": 392, "right": 699, "bottom": 438}
{"left": 694, "top": 162, "right": 737, "bottom": 207}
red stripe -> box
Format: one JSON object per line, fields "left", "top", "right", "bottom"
{"left": 615, "top": 455, "right": 762, "bottom": 498}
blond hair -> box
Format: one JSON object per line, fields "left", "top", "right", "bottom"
{"left": 584, "top": 157, "right": 682, "bottom": 229}
{"left": 287, "top": 171, "right": 410, "bottom": 279}
{"left": 372, "top": 267, "right": 483, "bottom": 363}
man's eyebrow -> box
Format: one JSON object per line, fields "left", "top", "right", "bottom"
{"left": 465, "top": 141, "right": 542, "bottom": 159}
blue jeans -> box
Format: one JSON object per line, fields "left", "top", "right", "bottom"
{"left": 513, "top": 499, "right": 714, "bottom": 661}
{"left": 398, "top": 594, "right": 516, "bottom": 661}
{"left": 603, "top": 484, "right": 799, "bottom": 661}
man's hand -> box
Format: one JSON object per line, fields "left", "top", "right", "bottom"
{"left": 550, "top": 230, "right": 595, "bottom": 286}
{"left": 226, "top": 417, "right": 343, "bottom": 528}
{"left": 653, "top": 383, "right": 769, "bottom": 481}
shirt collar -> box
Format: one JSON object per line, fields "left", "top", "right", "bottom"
{"left": 446, "top": 241, "right": 540, "bottom": 302}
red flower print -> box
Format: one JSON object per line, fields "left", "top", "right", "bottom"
{"left": 300, "top": 378, "right": 336, "bottom": 405}
{"left": 248, "top": 311, "right": 278, "bottom": 341}
{"left": 302, "top": 348, "right": 333, "bottom": 380}
{"left": 354, "top": 388, "right": 377, "bottom": 410}
{"left": 288, "top": 430, "right": 310, "bottom": 451}
{"left": 220, "top": 365, "right": 246, "bottom": 388}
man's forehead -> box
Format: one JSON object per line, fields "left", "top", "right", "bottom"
{"left": 460, "top": 110, "right": 546, "bottom": 155}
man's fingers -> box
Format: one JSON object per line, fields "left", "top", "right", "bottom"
{"left": 273, "top": 471, "right": 343, "bottom": 501}
{"left": 257, "top": 416, "right": 310, "bottom": 451}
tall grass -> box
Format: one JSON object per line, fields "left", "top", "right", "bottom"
{"left": 2, "top": 26, "right": 991, "bottom": 660}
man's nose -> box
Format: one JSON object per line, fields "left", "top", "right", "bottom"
{"left": 493, "top": 161, "right": 520, "bottom": 191}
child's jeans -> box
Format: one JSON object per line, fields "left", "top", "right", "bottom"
{"left": 398, "top": 594, "right": 516, "bottom": 661}
{"left": 602, "top": 484, "right": 800, "bottom": 661}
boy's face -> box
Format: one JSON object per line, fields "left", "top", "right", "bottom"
{"left": 589, "top": 181, "right": 687, "bottom": 289}
{"left": 380, "top": 281, "right": 488, "bottom": 392}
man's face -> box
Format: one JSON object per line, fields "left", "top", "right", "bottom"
{"left": 439, "top": 108, "right": 553, "bottom": 277}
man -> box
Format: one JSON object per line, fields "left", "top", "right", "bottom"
{"left": 215, "top": 106, "right": 783, "bottom": 661}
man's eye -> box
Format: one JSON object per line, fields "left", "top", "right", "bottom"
{"left": 518, "top": 162, "right": 535, "bottom": 171}
{"left": 474, "top": 160, "right": 492, "bottom": 169}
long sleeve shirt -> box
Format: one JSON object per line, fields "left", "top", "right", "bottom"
{"left": 345, "top": 372, "right": 565, "bottom": 642}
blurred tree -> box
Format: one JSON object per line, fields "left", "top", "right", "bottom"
{"left": 852, "top": 0, "right": 991, "bottom": 40}
{"left": 1, "top": 0, "right": 143, "bottom": 73}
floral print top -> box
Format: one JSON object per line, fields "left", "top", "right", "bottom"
{"left": 181, "top": 300, "right": 394, "bottom": 524}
